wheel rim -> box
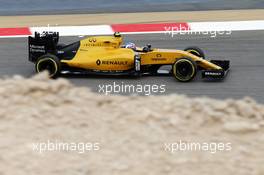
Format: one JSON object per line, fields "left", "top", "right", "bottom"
{"left": 174, "top": 59, "right": 195, "bottom": 81}
{"left": 37, "top": 58, "right": 58, "bottom": 77}
{"left": 176, "top": 62, "right": 193, "bottom": 77}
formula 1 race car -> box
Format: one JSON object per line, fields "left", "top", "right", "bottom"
{"left": 28, "top": 32, "right": 230, "bottom": 82}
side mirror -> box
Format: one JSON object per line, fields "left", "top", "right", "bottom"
{"left": 147, "top": 44, "right": 152, "bottom": 49}
{"left": 143, "top": 44, "right": 152, "bottom": 52}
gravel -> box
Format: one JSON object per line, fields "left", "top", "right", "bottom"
{"left": 0, "top": 72, "right": 263, "bottom": 175}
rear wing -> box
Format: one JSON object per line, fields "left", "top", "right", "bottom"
{"left": 28, "top": 32, "right": 59, "bottom": 62}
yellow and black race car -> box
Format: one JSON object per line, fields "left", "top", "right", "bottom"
{"left": 28, "top": 32, "right": 230, "bottom": 82}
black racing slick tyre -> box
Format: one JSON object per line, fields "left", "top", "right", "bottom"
{"left": 35, "top": 54, "right": 61, "bottom": 78}
{"left": 184, "top": 46, "right": 205, "bottom": 59}
{"left": 172, "top": 58, "right": 197, "bottom": 82}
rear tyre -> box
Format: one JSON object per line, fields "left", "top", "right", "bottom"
{"left": 35, "top": 54, "right": 61, "bottom": 78}
{"left": 184, "top": 46, "right": 205, "bottom": 59}
{"left": 172, "top": 58, "right": 197, "bottom": 82}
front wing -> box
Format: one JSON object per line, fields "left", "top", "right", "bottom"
{"left": 202, "top": 60, "right": 230, "bottom": 79}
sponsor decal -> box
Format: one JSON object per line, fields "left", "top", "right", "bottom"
{"left": 152, "top": 54, "right": 167, "bottom": 61}
{"left": 29, "top": 44, "right": 45, "bottom": 53}
{"left": 96, "top": 59, "right": 101, "bottom": 66}
{"left": 135, "top": 54, "right": 141, "bottom": 71}
{"left": 89, "top": 38, "right": 97, "bottom": 42}
{"left": 83, "top": 39, "right": 117, "bottom": 47}
{"left": 83, "top": 43, "right": 116, "bottom": 47}
{"left": 84, "top": 43, "right": 103, "bottom": 47}
{"left": 204, "top": 72, "right": 222, "bottom": 76}
{"left": 57, "top": 50, "right": 64, "bottom": 54}
{"left": 96, "top": 59, "right": 128, "bottom": 66}
{"left": 135, "top": 59, "right": 140, "bottom": 71}
{"left": 152, "top": 58, "right": 167, "bottom": 61}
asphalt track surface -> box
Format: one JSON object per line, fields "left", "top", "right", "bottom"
{"left": 0, "top": 31, "right": 263, "bottom": 103}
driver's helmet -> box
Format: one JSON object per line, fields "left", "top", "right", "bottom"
{"left": 123, "top": 42, "right": 136, "bottom": 50}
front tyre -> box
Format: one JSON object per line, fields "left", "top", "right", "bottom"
{"left": 35, "top": 54, "right": 61, "bottom": 78}
{"left": 184, "top": 46, "right": 205, "bottom": 59}
{"left": 172, "top": 58, "right": 197, "bottom": 82}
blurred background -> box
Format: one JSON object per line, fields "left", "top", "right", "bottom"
{"left": 1, "top": 0, "right": 264, "bottom": 15}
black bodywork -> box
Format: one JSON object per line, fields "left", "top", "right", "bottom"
{"left": 28, "top": 32, "right": 79, "bottom": 63}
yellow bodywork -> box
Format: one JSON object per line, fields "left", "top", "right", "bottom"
{"left": 61, "top": 35, "right": 222, "bottom": 71}
{"left": 140, "top": 49, "right": 222, "bottom": 70}
{"left": 61, "top": 35, "right": 135, "bottom": 71}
